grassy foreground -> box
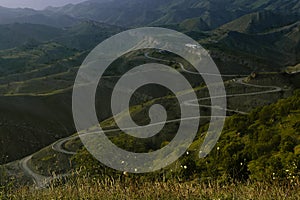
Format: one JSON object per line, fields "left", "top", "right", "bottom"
{"left": 2, "top": 177, "right": 299, "bottom": 200}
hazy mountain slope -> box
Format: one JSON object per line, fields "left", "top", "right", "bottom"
{"left": 200, "top": 10, "right": 300, "bottom": 70}
{"left": 5, "top": 13, "right": 79, "bottom": 28}
{"left": 0, "top": 21, "right": 123, "bottom": 50}
{"left": 208, "top": 39, "right": 294, "bottom": 71}
{"left": 54, "top": 20, "right": 124, "bottom": 50}
{"left": 0, "top": 6, "right": 36, "bottom": 19}
{"left": 214, "top": 22, "right": 300, "bottom": 68}
{"left": 179, "top": 17, "right": 210, "bottom": 32}
{"left": 0, "top": 23, "right": 63, "bottom": 50}
{"left": 219, "top": 11, "right": 299, "bottom": 34}
{"left": 46, "top": 0, "right": 171, "bottom": 27}
{"left": 0, "top": 6, "right": 79, "bottom": 28}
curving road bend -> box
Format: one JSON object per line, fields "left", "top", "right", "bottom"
{"left": 19, "top": 50, "right": 284, "bottom": 188}
{"left": 185, "top": 78, "right": 282, "bottom": 107}
{"left": 145, "top": 51, "right": 282, "bottom": 112}
{"left": 19, "top": 156, "right": 51, "bottom": 188}
{"left": 144, "top": 52, "right": 249, "bottom": 77}
{"left": 51, "top": 115, "right": 230, "bottom": 155}
{"left": 19, "top": 155, "right": 69, "bottom": 188}
{"left": 51, "top": 51, "right": 283, "bottom": 168}
{"left": 52, "top": 137, "right": 77, "bottom": 155}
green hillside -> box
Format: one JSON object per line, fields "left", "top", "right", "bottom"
{"left": 55, "top": 20, "right": 124, "bottom": 50}
{"left": 71, "top": 90, "right": 300, "bottom": 183}
{"left": 0, "top": 23, "right": 63, "bottom": 50}
{"left": 198, "top": 12, "right": 300, "bottom": 71}
{"left": 178, "top": 17, "right": 210, "bottom": 32}
{"left": 0, "top": 21, "right": 123, "bottom": 51}
{"left": 219, "top": 11, "right": 299, "bottom": 34}
{"left": 0, "top": 42, "right": 79, "bottom": 84}
{"left": 2, "top": 84, "right": 298, "bottom": 199}
{"left": 0, "top": 21, "right": 123, "bottom": 163}
{"left": 1, "top": 71, "right": 296, "bottom": 181}
{"left": 0, "top": 38, "right": 298, "bottom": 165}
{"left": 0, "top": 93, "right": 75, "bottom": 164}
{"left": 0, "top": 42, "right": 81, "bottom": 163}
{"left": 215, "top": 26, "right": 300, "bottom": 68}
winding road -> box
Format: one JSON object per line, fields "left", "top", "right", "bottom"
{"left": 18, "top": 50, "right": 284, "bottom": 188}
{"left": 19, "top": 155, "right": 69, "bottom": 188}
{"left": 144, "top": 52, "right": 249, "bottom": 77}
{"left": 19, "top": 156, "right": 51, "bottom": 188}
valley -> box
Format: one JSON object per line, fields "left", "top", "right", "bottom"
{"left": 0, "top": 0, "right": 299, "bottom": 198}
{"left": 1, "top": 50, "right": 298, "bottom": 188}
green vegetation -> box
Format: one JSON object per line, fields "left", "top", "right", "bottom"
{"left": 0, "top": 23, "right": 63, "bottom": 50}
{"left": 0, "top": 93, "right": 75, "bottom": 164}
{"left": 0, "top": 21, "right": 124, "bottom": 163}
{"left": 179, "top": 17, "right": 210, "bottom": 32}
{"left": 71, "top": 91, "right": 300, "bottom": 184}
{"left": 1, "top": 177, "right": 299, "bottom": 200}
{"left": 17, "top": 72, "right": 295, "bottom": 180}
{"left": 219, "top": 11, "right": 298, "bottom": 34}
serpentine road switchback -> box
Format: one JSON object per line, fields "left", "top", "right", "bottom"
{"left": 19, "top": 51, "right": 284, "bottom": 188}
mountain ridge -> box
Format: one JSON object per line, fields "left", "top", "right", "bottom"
{"left": 45, "top": 0, "right": 300, "bottom": 29}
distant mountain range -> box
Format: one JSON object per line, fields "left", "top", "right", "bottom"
{"left": 0, "top": 1, "right": 300, "bottom": 68}
{"left": 1, "top": 0, "right": 300, "bottom": 29}
{"left": 0, "top": 6, "right": 79, "bottom": 28}
{"left": 45, "top": 0, "right": 300, "bottom": 28}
